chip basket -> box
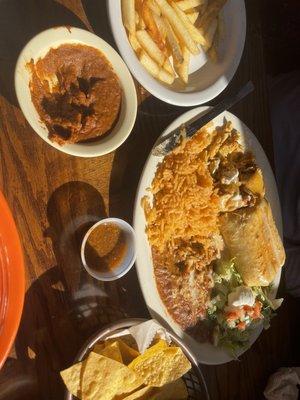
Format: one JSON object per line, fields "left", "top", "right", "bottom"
{"left": 65, "top": 318, "right": 210, "bottom": 400}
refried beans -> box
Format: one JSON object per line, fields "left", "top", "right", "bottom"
{"left": 28, "top": 43, "right": 122, "bottom": 145}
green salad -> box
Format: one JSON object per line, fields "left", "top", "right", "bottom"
{"left": 207, "top": 258, "right": 283, "bottom": 356}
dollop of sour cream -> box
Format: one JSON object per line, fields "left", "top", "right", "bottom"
{"left": 227, "top": 286, "right": 256, "bottom": 308}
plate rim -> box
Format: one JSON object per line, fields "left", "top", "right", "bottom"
{"left": 0, "top": 192, "right": 25, "bottom": 369}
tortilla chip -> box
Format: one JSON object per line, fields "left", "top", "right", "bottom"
{"left": 129, "top": 347, "right": 191, "bottom": 387}
{"left": 93, "top": 343, "right": 105, "bottom": 353}
{"left": 152, "top": 379, "right": 188, "bottom": 399}
{"left": 128, "top": 340, "right": 168, "bottom": 371}
{"left": 129, "top": 339, "right": 168, "bottom": 370}
{"left": 60, "top": 360, "right": 86, "bottom": 398}
{"left": 94, "top": 341, "right": 123, "bottom": 363}
{"left": 117, "top": 339, "right": 140, "bottom": 365}
{"left": 146, "top": 339, "right": 168, "bottom": 352}
{"left": 82, "top": 352, "right": 142, "bottom": 400}
{"left": 122, "top": 386, "right": 155, "bottom": 399}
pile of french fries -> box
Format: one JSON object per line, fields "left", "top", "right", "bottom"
{"left": 122, "top": 0, "right": 227, "bottom": 85}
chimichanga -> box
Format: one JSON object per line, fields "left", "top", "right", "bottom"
{"left": 219, "top": 199, "right": 285, "bottom": 286}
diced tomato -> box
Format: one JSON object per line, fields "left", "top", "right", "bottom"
{"left": 243, "top": 302, "right": 263, "bottom": 319}
{"left": 247, "top": 310, "right": 254, "bottom": 318}
{"left": 244, "top": 305, "right": 254, "bottom": 318}
{"left": 225, "top": 312, "right": 238, "bottom": 321}
{"left": 225, "top": 307, "right": 245, "bottom": 323}
{"left": 235, "top": 308, "right": 245, "bottom": 320}
{"left": 237, "top": 321, "right": 246, "bottom": 331}
{"left": 252, "top": 301, "right": 262, "bottom": 319}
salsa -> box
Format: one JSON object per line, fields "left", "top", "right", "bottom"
{"left": 85, "top": 223, "right": 127, "bottom": 272}
{"left": 28, "top": 43, "right": 122, "bottom": 145}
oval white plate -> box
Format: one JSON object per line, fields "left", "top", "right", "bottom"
{"left": 107, "top": 0, "right": 246, "bottom": 107}
{"left": 133, "top": 107, "right": 283, "bottom": 365}
{"left": 15, "top": 27, "right": 137, "bottom": 158}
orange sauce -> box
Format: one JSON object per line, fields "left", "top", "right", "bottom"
{"left": 85, "top": 223, "right": 127, "bottom": 272}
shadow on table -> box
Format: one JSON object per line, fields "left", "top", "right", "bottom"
{"left": 10, "top": 181, "right": 128, "bottom": 399}
{"left": 0, "top": 356, "right": 38, "bottom": 400}
{"left": 0, "top": 0, "right": 86, "bottom": 106}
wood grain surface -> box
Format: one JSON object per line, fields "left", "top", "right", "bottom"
{"left": 0, "top": 1, "right": 299, "bottom": 399}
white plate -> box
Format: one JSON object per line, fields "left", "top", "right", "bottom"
{"left": 15, "top": 27, "right": 137, "bottom": 158}
{"left": 107, "top": 0, "right": 246, "bottom": 107}
{"left": 133, "top": 107, "right": 283, "bottom": 365}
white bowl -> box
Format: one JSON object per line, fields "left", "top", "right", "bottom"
{"left": 14, "top": 27, "right": 137, "bottom": 157}
{"left": 107, "top": 0, "right": 246, "bottom": 107}
{"left": 81, "top": 218, "right": 136, "bottom": 281}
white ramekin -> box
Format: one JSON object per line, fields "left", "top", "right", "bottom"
{"left": 81, "top": 218, "right": 136, "bottom": 281}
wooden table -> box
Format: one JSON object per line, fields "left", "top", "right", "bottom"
{"left": 0, "top": 1, "right": 298, "bottom": 399}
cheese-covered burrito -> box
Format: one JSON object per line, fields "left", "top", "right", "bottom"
{"left": 220, "top": 199, "right": 285, "bottom": 286}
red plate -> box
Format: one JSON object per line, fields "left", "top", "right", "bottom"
{"left": 0, "top": 192, "right": 25, "bottom": 369}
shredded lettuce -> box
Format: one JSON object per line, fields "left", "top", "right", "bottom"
{"left": 252, "top": 286, "right": 280, "bottom": 329}
{"left": 252, "top": 286, "right": 284, "bottom": 311}
{"left": 215, "top": 257, "right": 243, "bottom": 286}
{"left": 215, "top": 258, "right": 235, "bottom": 280}
{"left": 217, "top": 326, "right": 251, "bottom": 356}
{"left": 208, "top": 259, "right": 281, "bottom": 356}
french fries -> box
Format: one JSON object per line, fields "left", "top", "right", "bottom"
{"left": 121, "top": 0, "right": 227, "bottom": 86}
{"left": 155, "top": 0, "right": 199, "bottom": 55}
{"left": 138, "top": 16, "right": 146, "bottom": 30}
{"left": 158, "top": 68, "right": 175, "bottom": 85}
{"left": 139, "top": 50, "right": 159, "bottom": 76}
{"left": 135, "top": 11, "right": 140, "bottom": 26}
{"left": 139, "top": 51, "right": 175, "bottom": 84}
{"left": 136, "top": 30, "right": 165, "bottom": 65}
{"left": 176, "top": 0, "right": 205, "bottom": 12}
{"left": 163, "top": 59, "right": 174, "bottom": 75}
{"left": 128, "top": 33, "right": 141, "bottom": 52}
{"left": 135, "top": 0, "right": 144, "bottom": 13}
{"left": 163, "top": 17, "right": 184, "bottom": 64}
{"left": 174, "top": 46, "right": 190, "bottom": 84}
{"left": 152, "top": 13, "right": 167, "bottom": 41}
{"left": 186, "top": 9, "right": 199, "bottom": 25}
{"left": 147, "top": 0, "right": 161, "bottom": 16}
{"left": 171, "top": 1, "right": 207, "bottom": 47}
{"left": 141, "top": 3, "right": 165, "bottom": 50}
{"left": 197, "top": 0, "right": 227, "bottom": 31}
{"left": 122, "top": 0, "right": 135, "bottom": 34}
